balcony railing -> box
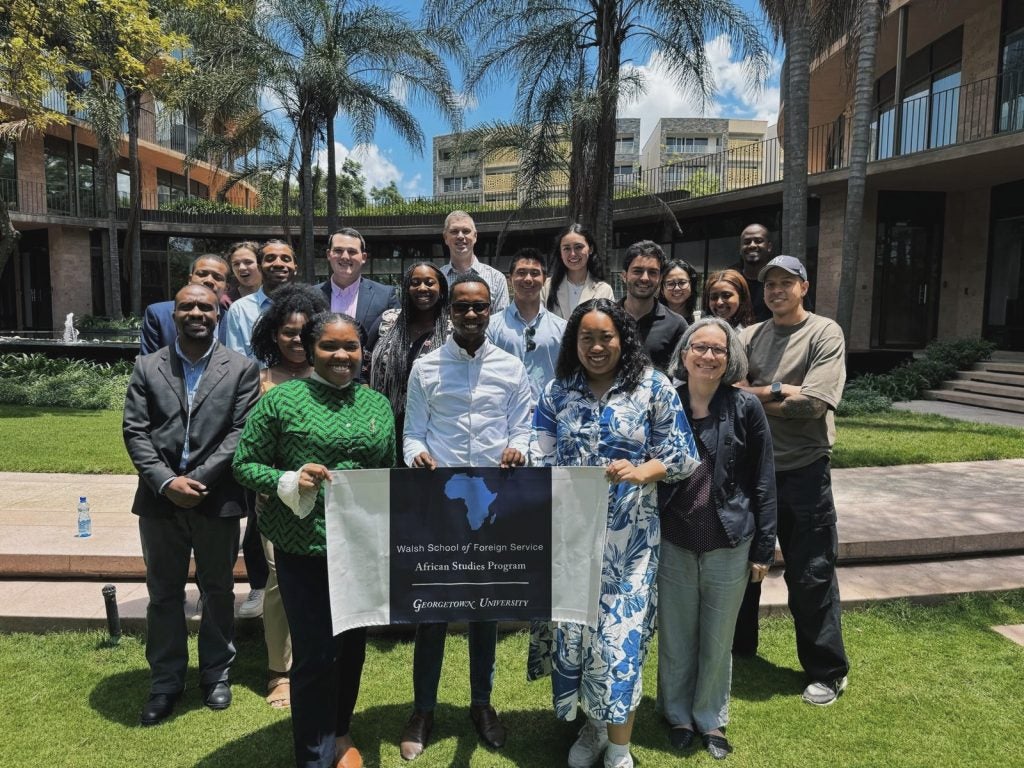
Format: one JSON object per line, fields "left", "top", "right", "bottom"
{"left": 7, "top": 70, "right": 1022, "bottom": 225}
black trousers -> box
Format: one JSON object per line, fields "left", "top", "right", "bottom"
{"left": 775, "top": 457, "right": 849, "bottom": 682}
{"left": 275, "top": 546, "right": 367, "bottom": 768}
{"left": 732, "top": 580, "right": 762, "bottom": 656}
{"left": 242, "top": 489, "right": 269, "bottom": 590}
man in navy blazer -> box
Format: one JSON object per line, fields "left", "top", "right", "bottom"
{"left": 316, "top": 227, "right": 398, "bottom": 357}
{"left": 124, "top": 283, "right": 260, "bottom": 726}
{"left": 139, "top": 255, "right": 231, "bottom": 355}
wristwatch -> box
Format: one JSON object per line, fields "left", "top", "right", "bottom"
{"left": 770, "top": 381, "right": 784, "bottom": 401}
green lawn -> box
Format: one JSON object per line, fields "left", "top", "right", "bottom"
{"left": 2, "top": 594, "right": 1023, "bottom": 767}
{"left": 1, "top": 405, "right": 1023, "bottom": 475}
{"left": 832, "top": 411, "right": 1024, "bottom": 468}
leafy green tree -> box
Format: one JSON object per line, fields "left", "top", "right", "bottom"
{"left": 425, "top": 0, "right": 767, "bottom": 264}
{"left": 337, "top": 157, "right": 368, "bottom": 210}
{"left": 369, "top": 179, "right": 402, "bottom": 206}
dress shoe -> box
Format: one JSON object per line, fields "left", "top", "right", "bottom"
{"left": 669, "top": 725, "right": 698, "bottom": 751}
{"left": 335, "top": 745, "right": 363, "bottom": 768}
{"left": 399, "top": 710, "right": 433, "bottom": 761}
{"left": 469, "top": 703, "right": 506, "bottom": 749}
{"left": 139, "top": 692, "right": 180, "bottom": 726}
{"left": 702, "top": 732, "right": 733, "bottom": 760}
{"left": 202, "top": 681, "right": 232, "bottom": 710}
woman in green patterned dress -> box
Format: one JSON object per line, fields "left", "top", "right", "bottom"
{"left": 234, "top": 312, "right": 395, "bottom": 768}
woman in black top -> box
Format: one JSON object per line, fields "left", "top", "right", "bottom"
{"left": 657, "top": 317, "right": 777, "bottom": 760}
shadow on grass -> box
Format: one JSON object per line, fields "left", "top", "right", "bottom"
{"left": 0, "top": 404, "right": 113, "bottom": 419}
{"left": 186, "top": 703, "right": 581, "bottom": 768}
{"left": 729, "top": 654, "right": 805, "bottom": 702}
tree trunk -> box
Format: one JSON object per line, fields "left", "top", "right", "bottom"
{"left": 299, "top": 118, "right": 316, "bottom": 283}
{"left": 782, "top": 0, "right": 810, "bottom": 261}
{"left": 326, "top": 107, "right": 338, "bottom": 235}
{"left": 100, "top": 145, "right": 123, "bottom": 320}
{"left": 837, "top": 0, "right": 881, "bottom": 337}
{"left": 126, "top": 90, "right": 142, "bottom": 315}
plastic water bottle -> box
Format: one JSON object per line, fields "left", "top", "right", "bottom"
{"left": 77, "top": 496, "right": 92, "bottom": 538}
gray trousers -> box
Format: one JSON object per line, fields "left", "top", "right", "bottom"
{"left": 139, "top": 512, "right": 240, "bottom": 694}
{"left": 657, "top": 538, "right": 751, "bottom": 732}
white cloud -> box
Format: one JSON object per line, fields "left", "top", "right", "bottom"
{"left": 316, "top": 142, "right": 404, "bottom": 193}
{"left": 619, "top": 34, "right": 782, "bottom": 146}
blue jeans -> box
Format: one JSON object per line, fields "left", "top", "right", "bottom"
{"left": 657, "top": 539, "right": 751, "bottom": 732}
{"left": 412, "top": 621, "right": 497, "bottom": 711}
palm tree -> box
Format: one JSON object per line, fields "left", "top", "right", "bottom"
{"left": 828, "top": 0, "right": 886, "bottom": 337}
{"left": 424, "top": 0, "right": 767, "bottom": 263}
{"left": 258, "top": 0, "right": 460, "bottom": 281}
{"left": 762, "top": 0, "right": 811, "bottom": 261}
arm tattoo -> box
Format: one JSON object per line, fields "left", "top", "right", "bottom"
{"left": 779, "top": 395, "right": 828, "bottom": 419}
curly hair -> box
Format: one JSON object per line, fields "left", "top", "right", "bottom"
{"left": 546, "top": 223, "right": 606, "bottom": 313}
{"left": 659, "top": 259, "right": 699, "bottom": 323}
{"left": 371, "top": 262, "right": 451, "bottom": 416}
{"left": 703, "top": 268, "right": 756, "bottom": 328}
{"left": 249, "top": 284, "right": 329, "bottom": 367}
{"left": 555, "top": 298, "right": 651, "bottom": 392}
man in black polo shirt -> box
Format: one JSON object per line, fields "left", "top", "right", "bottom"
{"left": 736, "top": 223, "right": 773, "bottom": 323}
{"left": 618, "top": 240, "right": 688, "bottom": 372}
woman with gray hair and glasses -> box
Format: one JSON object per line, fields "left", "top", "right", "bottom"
{"left": 656, "top": 317, "right": 777, "bottom": 761}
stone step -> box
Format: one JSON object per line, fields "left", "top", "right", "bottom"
{"left": 955, "top": 370, "right": 1024, "bottom": 386}
{"left": 922, "top": 388, "right": 1024, "bottom": 414}
{"left": 940, "top": 379, "right": 1024, "bottom": 399}
{"left": 976, "top": 360, "right": 1024, "bottom": 375}
{"left": 7, "top": 553, "right": 1024, "bottom": 632}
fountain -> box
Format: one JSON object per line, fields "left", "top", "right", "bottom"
{"left": 62, "top": 313, "right": 80, "bottom": 343}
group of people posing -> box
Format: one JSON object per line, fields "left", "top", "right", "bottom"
{"left": 123, "top": 214, "right": 850, "bottom": 768}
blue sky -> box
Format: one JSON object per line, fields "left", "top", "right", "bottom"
{"left": 321, "top": 0, "right": 782, "bottom": 197}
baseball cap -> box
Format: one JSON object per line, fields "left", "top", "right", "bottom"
{"left": 758, "top": 255, "right": 808, "bottom": 282}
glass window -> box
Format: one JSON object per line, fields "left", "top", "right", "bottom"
{"left": 614, "top": 135, "right": 636, "bottom": 154}
{"left": 77, "top": 146, "right": 97, "bottom": 217}
{"left": 442, "top": 175, "right": 479, "bottom": 193}
{"left": 930, "top": 68, "right": 960, "bottom": 148}
{"left": 189, "top": 179, "right": 209, "bottom": 199}
{"left": 900, "top": 80, "right": 930, "bottom": 154}
{"left": 1, "top": 144, "right": 16, "bottom": 210}
{"left": 157, "top": 168, "right": 188, "bottom": 205}
{"left": 44, "top": 137, "right": 72, "bottom": 214}
{"left": 117, "top": 169, "right": 131, "bottom": 207}
{"left": 665, "top": 136, "right": 710, "bottom": 154}
{"left": 999, "top": 28, "right": 1024, "bottom": 133}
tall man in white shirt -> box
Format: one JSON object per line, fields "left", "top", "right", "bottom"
{"left": 400, "top": 273, "right": 533, "bottom": 760}
{"left": 438, "top": 211, "right": 510, "bottom": 313}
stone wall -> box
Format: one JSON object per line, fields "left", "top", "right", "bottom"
{"left": 48, "top": 226, "right": 94, "bottom": 328}
{"left": 937, "top": 189, "right": 990, "bottom": 340}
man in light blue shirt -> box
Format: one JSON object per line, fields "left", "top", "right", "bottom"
{"left": 486, "top": 247, "right": 566, "bottom": 404}
{"left": 223, "top": 240, "right": 299, "bottom": 358}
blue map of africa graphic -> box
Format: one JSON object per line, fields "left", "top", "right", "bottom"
{"left": 444, "top": 474, "right": 498, "bottom": 531}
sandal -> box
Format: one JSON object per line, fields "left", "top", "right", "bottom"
{"left": 266, "top": 676, "right": 290, "bottom": 709}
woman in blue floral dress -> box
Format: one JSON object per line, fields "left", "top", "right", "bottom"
{"left": 528, "top": 298, "right": 699, "bottom": 768}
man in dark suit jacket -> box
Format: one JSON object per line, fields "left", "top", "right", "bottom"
{"left": 123, "top": 283, "right": 260, "bottom": 726}
{"left": 316, "top": 227, "right": 398, "bottom": 356}
{"left": 139, "top": 255, "right": 231, "bottom": 354}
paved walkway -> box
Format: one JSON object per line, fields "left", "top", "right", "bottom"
{"left": 2, "top": 459, "right": 1023, "bottom": 631}
{"left": 893, "top": 399, "right": 1024, "bottom": 427}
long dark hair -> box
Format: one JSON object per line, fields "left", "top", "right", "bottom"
{"left": 703, "top": 268, "right": 756, "bottom": 328}
{"left": 546, "top": 223, "right": 606, "bottom": 313}
{"left": 659, "top": 259, "right": 699, "bottom": 322}
{"left": 371, "top": 262, "right": 450, "bottom": 416}
{"left": 249, "top": 284, "right": 329, "bottom": 367}
{"left": 556, "top": 298, "right": 650, "bottom": 393}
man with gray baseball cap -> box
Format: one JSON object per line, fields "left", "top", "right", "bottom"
{"left": 736, "top": 254, "right": 850, "bottom": 706}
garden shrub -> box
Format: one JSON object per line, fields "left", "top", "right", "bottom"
{"left": 0, "top": 355, "right": 131, "bottom": 409}
{"left": 837, "top": 336, "right": 994, "bottom": 413}
{"left": 159, "top": 198, "right": 250, "bottom": 215}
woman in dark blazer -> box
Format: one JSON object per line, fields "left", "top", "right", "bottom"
{"left": 657, "top": 316, "right": 777, "bottom": 761}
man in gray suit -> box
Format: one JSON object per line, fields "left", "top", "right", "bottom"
{"left": 123, "top": 283, "right": 260, "bottom": 726}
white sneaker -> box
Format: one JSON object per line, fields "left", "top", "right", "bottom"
{"left": 237, "top": 588, "right": 265, "bottom": 618}
{"left": 802, "top": 675, "right": 848, "bottom": 706}
{"left": 568, "top": 720, "right": 608, "bottom": 768}
{"left": 603, "top": 750, "right": 634, "bottom": 768}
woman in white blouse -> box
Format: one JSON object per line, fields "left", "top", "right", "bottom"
{"left": 540, "top": 223, "right": 615, "bottom": 320}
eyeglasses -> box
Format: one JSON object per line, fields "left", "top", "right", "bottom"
{"left": 524, "top": 325, "right": 536, "bottom": 353}
{"left": 689, "top": 342, "right": 728, "bottom": 358}
{"left": 451, "top": 301, "right": 491, "bottom": 314}
{"left": 664, "top": 280, "right": 690, "bottom": 289}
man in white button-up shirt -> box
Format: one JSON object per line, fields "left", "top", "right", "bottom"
{"left": 399, "top": 273, "right": 532, "bottom": 760}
